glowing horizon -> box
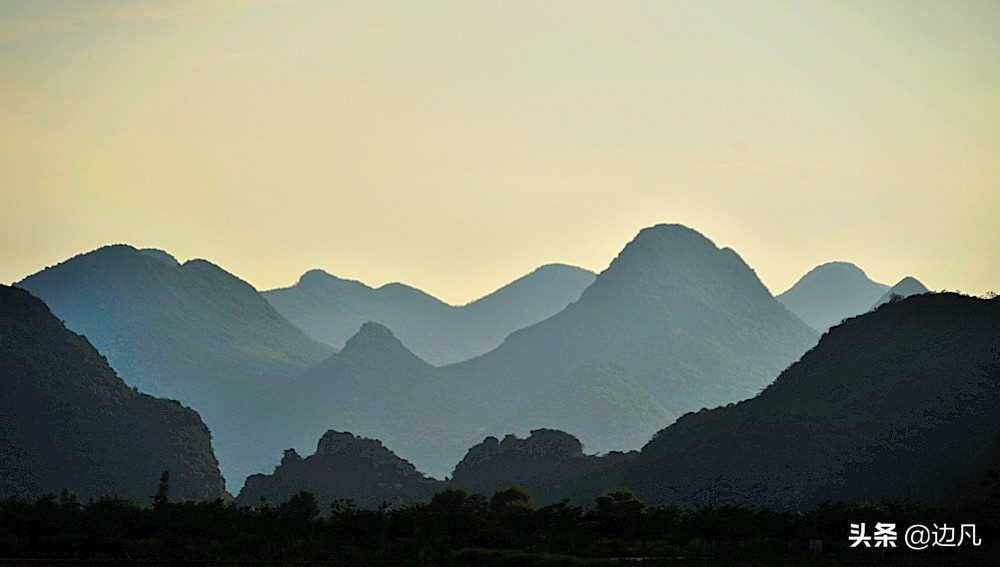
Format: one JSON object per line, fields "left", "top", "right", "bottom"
{"left": 2, "top": 1, "right": 998, "bottom": 304}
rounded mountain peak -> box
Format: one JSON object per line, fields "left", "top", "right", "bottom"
{"left": 298, "top": 269, "right": 351, "bottom": 286}
{"left": 808, "top": 261, "right": 868, "bottom": 277}
{"left": 594, "top": 223, "right": 763, "bottom": 299}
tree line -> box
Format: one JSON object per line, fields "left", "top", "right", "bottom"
{"left": 1, "top": 477, "right": 997, "bottom": 565}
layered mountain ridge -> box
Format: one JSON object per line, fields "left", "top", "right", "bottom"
{"left": 265, "top": 263, "right": 596, "bottom": 366}
{"left": 447, "top": 224, "right": 819, "bottom": 424}
{"left": 16, "top": 244, "right": 332, "bottom": 489}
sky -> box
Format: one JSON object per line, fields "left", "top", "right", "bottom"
{"left": 2, "top": 0, "right": 998, "bottom": 305}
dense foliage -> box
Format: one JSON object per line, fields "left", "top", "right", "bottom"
{"left": 0, "top": 487, "right": 996, "bottom": 565}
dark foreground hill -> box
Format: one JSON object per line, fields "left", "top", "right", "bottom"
{"left": 624, "top": 293, "right": 1000, "bottom": 510}
{"left": 0, "top": 285, "right": 225, "bottom": 502}
{"left": 447, "top": 224, "right": 819, "bottom": 430}
{"left": 264, "top": 264, "right": 596, "bottom": 365}
{"left": 776, "top": 261, "right": 890, "bottom": 332}
{"left": 16, "top": 245, "right": 332, "bottom": 489}
{"left": 449, "top": 429, "right": 635, "bottom": 507}
{"left": 237, "top": 430, "right": 443, "bottom": 511}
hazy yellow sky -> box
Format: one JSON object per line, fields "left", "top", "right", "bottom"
{"left": 2, "top": 1, "right": 998, "bottom": 304}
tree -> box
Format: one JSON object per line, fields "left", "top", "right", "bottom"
{"left": 151, "top": 471, "right": 170, "bottom": 508}
{"left": 280, "top": 490, "right": 320, "bottom": 518}
{"left": 489, "top": 485, "right": 534, "bottom": 516}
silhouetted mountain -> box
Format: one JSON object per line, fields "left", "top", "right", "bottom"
{"left": 0, "top": 285, "right": 225, "bottom": 502}
{"left": 776, "top": 261, "right": 890, "bottom": 332}
{"left": 449, "top": 429, "right": 634, "bottom": 506}
{"left": 16, "top": 245, "right": 332, "bottom": 489}
{"left": 264, "top": 264, "right": 595, "bottom": 365}
{"left": 496, "top": 362, "right": 669, "bottom": 454}
{"left": 237, "top": 430, "right": 443, "bottom": 510}
{"left": 286, "top": 322, "right": 484, "bottom": 479}
{"left": 872, "top": 276, "right": 929, "bottom": 308}
{"left": 624, "top": 293, "right": 1000, "bottom": 510}
{"left": 446, "top": 224, "right": 819, "bottom": 431}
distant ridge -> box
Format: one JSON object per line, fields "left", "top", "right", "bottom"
{"left": 777, "top": 261, "right": 890, "bottom": 332}
{"left": 265, "top": 263, "right": 596, "bottom": 365}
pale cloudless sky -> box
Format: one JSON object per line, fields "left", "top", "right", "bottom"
{"left": 2, "top": 1, "right": 998, "bottom": 304}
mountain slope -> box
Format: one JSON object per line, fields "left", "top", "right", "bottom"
{"left": 264, "top": 264, "right": 595, "bottom": 365}
{"left": 285, "top": 322, "right": 485, "bottom": 478}
{"left": 0, "top": 285, "right": 225, "bottom": 502}
{"left": 446, "top": 224, "right": 819, "bottom": 428}
{"left": 496, "top": 362, "right": 670, "bottom": 454}
{"left": 776, "top": 261, "right": 890, "bottom": 332}
{"left": 15, "top": 245, "right": 332, "bottom": 489}
{"left": 624, "top": 293, "right": 1000, "bottom": 510}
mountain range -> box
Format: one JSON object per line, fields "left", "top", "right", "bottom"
{"left": 264, "top": 263, "right": 596, "bottom": 366}
{"left": 16, "top": 245, "right": 332, "bottom": 489}
{"left": 445, "top": 224, "right": 819, "bottom": 431}
{"left": 266, "top": 292, "right": 997, "bottom": 513}
{"left": 11, "top": 223, "right": 958, "bottom": 502}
